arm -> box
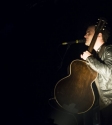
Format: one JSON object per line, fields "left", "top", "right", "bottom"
{"left": 86, "top": 46, "right": 112, "bottom": 77}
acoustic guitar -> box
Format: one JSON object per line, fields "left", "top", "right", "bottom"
{"left": 54, "top": 18, "right": 107, "bottom": 114}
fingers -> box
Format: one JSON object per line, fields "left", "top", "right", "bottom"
{"left": 80, "top": 54, "right": 83, "bottom": 58}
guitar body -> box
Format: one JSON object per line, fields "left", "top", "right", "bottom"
{"left": 54, "top": 60, "right": 97, "bottom": 114}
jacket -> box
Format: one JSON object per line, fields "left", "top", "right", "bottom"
{"left": 86, "top": 44, "right": 112, "bottom": 109}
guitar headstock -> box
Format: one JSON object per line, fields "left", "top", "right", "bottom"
{"left": 95, "top": 18, "right": 107, "bottom": 32}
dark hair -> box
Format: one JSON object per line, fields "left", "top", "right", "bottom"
{"left": 100, "top": 28, "right": 110, "bottom": 42}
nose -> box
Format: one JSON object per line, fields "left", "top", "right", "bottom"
{"left": 84, "top": 34, "right": 87, "bottom": 38}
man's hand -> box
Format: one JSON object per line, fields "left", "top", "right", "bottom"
{"left": 80, "top": 51, "right": 92, "bottom": 60}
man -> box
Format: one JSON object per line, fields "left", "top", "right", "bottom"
{"left": 80, "top": 24, "right": 112, "bottom": 125}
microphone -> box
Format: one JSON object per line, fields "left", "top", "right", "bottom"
{"left": 62, "top": 39, "right": 85, "bottom": 45}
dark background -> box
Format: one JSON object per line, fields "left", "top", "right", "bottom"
{"left": 1, "top": 0, "right": 112, "bottom": 125}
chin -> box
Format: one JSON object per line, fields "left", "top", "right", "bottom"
{"left": 85, "top": 42, "right": 89, "bottom": 46}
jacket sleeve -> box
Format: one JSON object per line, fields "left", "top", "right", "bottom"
{"left": 86, "top": 46, "right": 112, "bottom": 78}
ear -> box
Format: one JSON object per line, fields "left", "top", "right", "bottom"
{"left": 98, "top": 33, "right": 102, "bottom": 37}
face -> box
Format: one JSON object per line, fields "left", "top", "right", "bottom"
{"left": 84, "top": 26, "right": 95, "bottom": 46}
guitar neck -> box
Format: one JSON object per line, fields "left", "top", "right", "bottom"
{"left": 88, "top": 30, "right": 99, "bottom": 53}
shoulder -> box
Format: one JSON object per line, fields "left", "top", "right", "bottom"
{"left": 104, "top": 44, "right": 112, "bottom": 55}
{"left": 105, "top": 44, "right": 112, "bottom": 51}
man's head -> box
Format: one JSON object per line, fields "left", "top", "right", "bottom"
{"left": 84, "top": 25, "right": 110, "bottom": 47}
